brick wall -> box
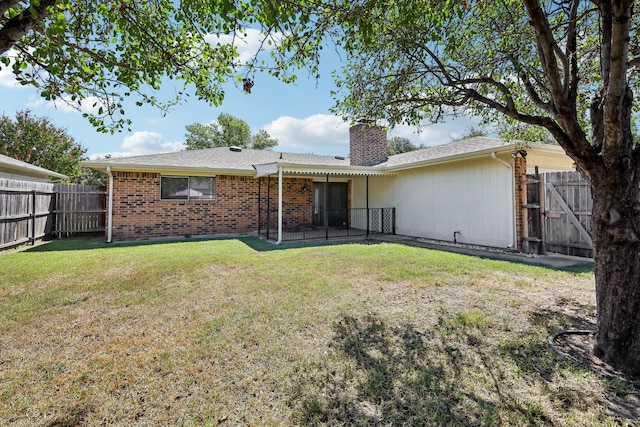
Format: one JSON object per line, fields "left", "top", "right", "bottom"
{"left": 513, "top": 156, "right": 528, "bottom": 251}
{"left": 110, "top": 172, "right": 313, "bottom": 241}
{"left": 258, "top": 177, "right": 314, "bottom": 231}
{"left": 349, "top": 122, "right": 388, "bottom": 166}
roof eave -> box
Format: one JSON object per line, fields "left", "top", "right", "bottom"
{"left": 0, "top": 164, "right": 67, "bottom": 180}
{"left": 80, "top": 162, "right": 255, "bottom": 176}
{"left": 385, "top": 144, "right": 519, "bottom": 172}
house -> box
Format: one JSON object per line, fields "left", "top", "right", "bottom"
{"left": 82, "top": 123, "right": 575, "bottom": 248}
{"left": 0, "top": 153, "right": 67, "bottom": 182}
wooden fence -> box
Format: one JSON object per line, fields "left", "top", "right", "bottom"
{"left": 0, "top": 179, "right": 106, "bottom": 252}
{"left": 53, "top": 184, "right": 107, "bottom": 237}
{"left": 0, "top": 178, "right": 54, "bottom": 251}
{"left": 525, "top": 170, "right": 594, "bottom": 258}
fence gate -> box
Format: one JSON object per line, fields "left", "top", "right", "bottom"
{"left": 525, "top": 170, "right": 594, "bottom": 258}
{"left": 53, "top": 184, "right": 106, "bottom": 237}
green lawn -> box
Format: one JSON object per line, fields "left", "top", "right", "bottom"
{"left": 0, "top": 238, "right": 637, "bottom": 426}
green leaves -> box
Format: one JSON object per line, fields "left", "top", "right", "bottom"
{"left": 0, "top": 110, "right": 87, "bottom": 181}
{"left": 184, "top": 113, "right": 277, "bottom": 150}
{"left": 0, "top": 0, "right": 310, "bottom": 132}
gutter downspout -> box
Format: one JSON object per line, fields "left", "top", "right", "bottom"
{"left": 276, "top": 166, "right": 283, "bottom": 244}
{"left": 491, "top": 152, "right": 517, "bottom": 249}
{"left": 106, "top": 166, "right": 114, "bottom": 243}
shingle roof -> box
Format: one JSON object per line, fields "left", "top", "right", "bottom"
{"left": 83, "top": 138, "right": 560, "bottom": 175}
{"left": 379, "top": 137, "right": 516, "bottom": 168}
{"left": 83, "top": 147, "right": 350, "bottom": 172}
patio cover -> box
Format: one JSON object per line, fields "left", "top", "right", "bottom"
{"left": 253, "top": 161, "right": 395, "bottom": 178}
{"left": 252, "top": 162, "right": 394, "bottom": 244}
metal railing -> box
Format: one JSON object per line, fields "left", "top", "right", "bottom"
{"left": 259, "top": 207, "right": 395, "bottom": 242}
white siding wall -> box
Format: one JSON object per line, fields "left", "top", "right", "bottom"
{"left": 0, "top": 171, "right": 52, "bottom": 183}
{"left": 356, "top": 155, "right": 516, "bottom": 248}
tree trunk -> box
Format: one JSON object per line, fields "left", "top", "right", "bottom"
{"left": 591, "top": 163, "right": 640, "bottom": 377}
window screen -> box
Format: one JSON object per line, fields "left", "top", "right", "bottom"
{"left": 160, "top": 176, "right": 215, "bottom": 200}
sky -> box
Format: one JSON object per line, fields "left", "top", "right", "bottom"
{"left": 0, "top": 31, "right": 484, "bottom": 160}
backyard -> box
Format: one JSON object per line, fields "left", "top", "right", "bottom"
{"left": 0, "top": 238, "right": 637, "bottom": 426}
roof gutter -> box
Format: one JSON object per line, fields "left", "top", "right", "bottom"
{"left": 106, "top": 165, "right": 114, "bottom": 243}
{"left": 81, "top": 162, "right": 257, "bottom": 176}
{"left": 491, "top": 152, "right": 517, "bottom": 249}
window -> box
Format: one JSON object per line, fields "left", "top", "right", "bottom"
{"left": 160, "top": 176, "right": 215, "bottom": 200}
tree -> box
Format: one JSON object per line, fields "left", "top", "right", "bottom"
{"left": 276, "top": 1, "right": 640, "bottom": 376}
{"left": 185, "top": 113, "right": 278, "bottom": 150}
{"left": 77, "top": 155, "right": 111, "bottom": 186}
{"left": 0, "top": 1, "right": 292, "bottom": 132}
{"left": 387, "top": 136, "right": 424, "bottom": 156}
{"left": 5, "top": 0, "right": 639, "bottom": 376}
{"left": 450, "top": 126, "right": 488, "bottom": 142}
{"left": 0, "top": 110, "right": 85, "bottom": 181}
{"left": 251, "top": 129, "right": 279, "bottom": 150}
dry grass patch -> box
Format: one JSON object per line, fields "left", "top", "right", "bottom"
{"left": 0, "top": 238, "right": 637, "bottom": 426}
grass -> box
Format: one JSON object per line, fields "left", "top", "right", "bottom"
{"left": 0, "top": 238, "right": 637, "bottom": 426}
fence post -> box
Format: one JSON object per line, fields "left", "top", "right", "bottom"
{"left": 51, "top": 190, "right": 57, "bottom": 238}
{"left": 30, "top": 190, "right": 36, "bottom": 245}
{"left": 538, "top": 171, "right": 546, "bottom": 255}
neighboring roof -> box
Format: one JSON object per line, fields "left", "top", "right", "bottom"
{"left": 82, "top": 147, "right": 351, "bottom": 175}
{"left": 0, "top": 153, "right": 68, "bottom": 181}
{"left": 82, "top": 138, "right": 567, "bottom": 176}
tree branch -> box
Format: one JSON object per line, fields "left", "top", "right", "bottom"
{"left": 566, "top": 0, "right": 580, "bottom": 103}
{"left": 0, "top": 0, "right": 22, "bottom": 20}
{"left": 523, "top": 0, "right": 591, "bottom": 157}
{"left": 602, "top": 1, "right": 633, "bottom": 156}
{"left": 510, "top": 56, "right": 555, "bottom": 114}
{"left": 0, "top": 0, "right": 57, "bottom": 54}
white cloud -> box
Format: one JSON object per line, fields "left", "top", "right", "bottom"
{"left": 47, "top": 96, "right": 105, "bottom": 115}
{"left": 264, "top": 114, "right": 350, "bottom": 155}
{"left": 25, "top": 95, "right": 44, "bottom": 109}
{"left": 120, "top": 131, "right": 184, "bottom": 156}
{"left": 0, "top": 50, "right": 25, "bottom": 88}
{"left": 90, "top": 131, "right": 184, "bottom": 158}
{"left": 389, "top": 116, "right": 488, "bottom": 147}
{"left": 262, "top": 114, "right": 492, "bottom": 156}
{"left": 0, "top": 66, "right": 19, "bottom": 88}
{"left": 205, "top": 28, "right": 281, "bottom": 64}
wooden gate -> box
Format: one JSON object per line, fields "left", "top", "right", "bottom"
{"left": 53, "top": 184, "right": 106, "bottom": 237}
{"left": 525, "top": 170, "right": 594, "bottom": 258}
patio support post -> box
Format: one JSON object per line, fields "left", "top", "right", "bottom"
{"left": 106, "top": 165, "right": 113, "bottom": 243}
{"left": 325, "top": 174, "right": 329, "bottom": 240}
{"left": 266, "top": 175, "right": 271, "bottom": 240}
{"left": 366, "top": 175, "right": 370, "bottom": 237}
{"left": 258, "top": 177, "right": 261, "bottom": 237}
{"left": 276, "top": 166, "right": 283, "bottom": 244}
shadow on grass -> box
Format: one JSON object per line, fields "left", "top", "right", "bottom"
{"left": 20, "top": 236, "right": 370, "bottom": 253}
{"left": 21, "top": 236, "right": 594, "bottom": 274}
{"left": 290, "top": 312, "right": 636, "bottom": 426}
{"left": 44, "top": 404, "right": 93, "bottom": 426}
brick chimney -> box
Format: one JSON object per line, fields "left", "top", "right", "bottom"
{"left": 349, "top": 121, "right": 388, "bottom": 166}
